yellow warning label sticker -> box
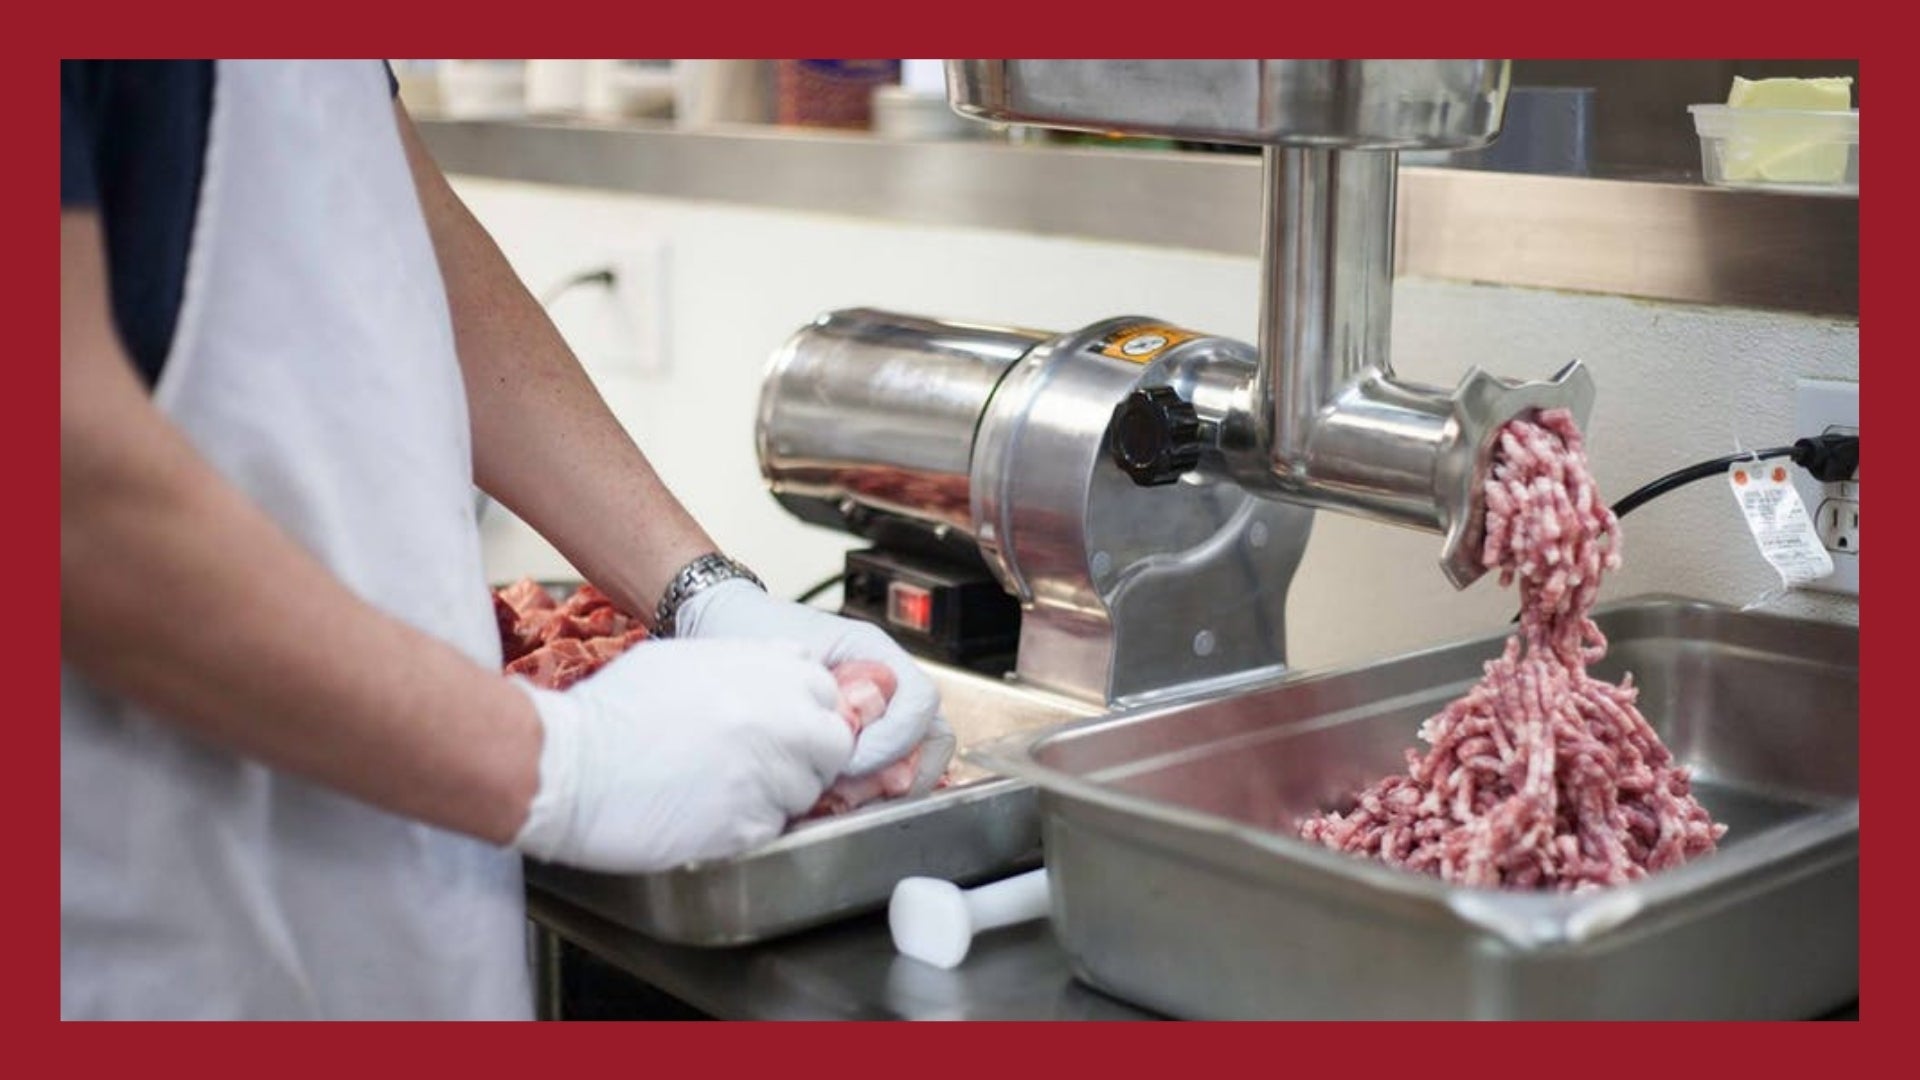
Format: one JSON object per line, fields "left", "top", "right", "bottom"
{"left": 1096, "top": 325, "right": 1198, "bottom": 364}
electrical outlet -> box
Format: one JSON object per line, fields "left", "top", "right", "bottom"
{"left": 1814, "top": 497, "right": 1859, "bottom": 554}
{"left": 604, "top": 238, "right": 671, "bottom": 375}
{"left": 1791, "top": 379, "right": 1859, "bottom": 595}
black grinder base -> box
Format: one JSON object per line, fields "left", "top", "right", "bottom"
{"left": 837, "top": 548, "right": 1020, "bottom": 677}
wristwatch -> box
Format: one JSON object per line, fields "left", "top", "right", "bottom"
{"left": 653, "top": 552, "right": 765, "bottom": 637}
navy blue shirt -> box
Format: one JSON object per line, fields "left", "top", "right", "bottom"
{"left": 61, "top": 61, "right": 399, "bottom": 387}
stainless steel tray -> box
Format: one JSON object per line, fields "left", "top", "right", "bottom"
{"left": 976, "top": 597, "right": 1858, "bottom": 1019}
{"left": 524, "top": 662, "right": 1095, "bottom": 946}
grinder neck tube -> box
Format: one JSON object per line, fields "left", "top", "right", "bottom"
{"left": 1257, "top": 146, "right": 1397, "bottom": 455}
{"left": 1246, "top": 145, "right": 1453, "bottom": 533}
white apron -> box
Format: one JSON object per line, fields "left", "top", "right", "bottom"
{"left": 61, "top": 60, "right": 530, "bottom": 1019}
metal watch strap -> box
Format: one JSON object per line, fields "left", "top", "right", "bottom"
{"left": 652, "top": 552, "right": 765, "bottom": 637}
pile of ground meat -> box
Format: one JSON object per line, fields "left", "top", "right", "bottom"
{"left": 1297, "top": 409, "right": 1726, "bottom": 891}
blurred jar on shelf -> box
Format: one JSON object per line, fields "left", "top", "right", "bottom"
{"left": 775, "top": 60, "right": 900, "bottom": 130}
{"left": 672, "top": 60, "right": 773, "bottom": 128}
{"left": 526, "top": 61, "right": 675, "bottom": 120}
{"left": 436, "top": 60, "right": 528, "bottom": 120}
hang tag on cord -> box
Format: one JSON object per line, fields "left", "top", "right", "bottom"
{"left": 1728, "top": 459, "right": 1833, "bottom": 587}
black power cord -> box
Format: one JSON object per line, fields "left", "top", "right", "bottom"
{"left": 1610, "top": 445, "right": 1794, "bottom": 519}
{"left": 1787, "top": 432, "right": 1862, "bottom": 484}
{"left": 538, "top": 267, "right": 618, "bottom": 309}
{"left": 1610, "top": 433, "right": 1858, "bottom": 521}
{"left": 796, "top": 572, "right": 846, "bottom": 606}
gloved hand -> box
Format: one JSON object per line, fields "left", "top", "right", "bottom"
{"left": 814, "top": 662, "right": 932, "bottom": 815}
{"left": 676, "top": 580, "right": 953, "bottom": 789}
{"left": 509, "top": 638, "right": 853, "bottom": 872}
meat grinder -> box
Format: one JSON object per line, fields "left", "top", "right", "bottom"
{"left": 756, "top": 60, "right": 1594, "bottom": 707}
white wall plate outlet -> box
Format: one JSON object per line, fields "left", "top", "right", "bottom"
{"left": 605, "top": 237, "right": 671, "bottom": 376}
{"left": 540, "top": 240, "right": 673, "bottom": 379}
{"left": 1791, "top": 378, "right": 1858, "bottom": 596}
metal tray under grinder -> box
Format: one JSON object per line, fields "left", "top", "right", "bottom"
{"left": 524, "top": 662, "right": 1095, "bottom": 946}
{"left": 976, "top": 598, "right": 1859, "bottom": 1020}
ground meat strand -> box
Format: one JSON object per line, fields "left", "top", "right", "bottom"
{"left": 1297, "top": 409, "right": 1726, "bottom": 891}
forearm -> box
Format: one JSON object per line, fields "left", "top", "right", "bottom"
{"left": 396, "top": 105, "right": 713, "bottom": 621}
{"left": 61, "top": 213, "right": 540, "bottom": 845}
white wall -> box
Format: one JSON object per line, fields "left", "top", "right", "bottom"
{"left": 454, "top": 176, "right": 1859, "bottom": 672}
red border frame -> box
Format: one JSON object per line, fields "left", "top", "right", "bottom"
{"left": 27, "top": 4, "right": 1894, "bottom": 1068}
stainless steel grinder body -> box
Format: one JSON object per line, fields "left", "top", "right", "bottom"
{"left": 760, "top": 61, "right": 1597, "bottom": 702}
{"left": 945, "top": 60, "right": 1594, "bottom": 588}
{"left": 759, "top": 309, "right": 1312, "bottom": 705}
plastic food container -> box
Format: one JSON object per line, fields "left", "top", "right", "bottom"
{"left": 1689, "top": 105, "right": 1857, "bottom": 195}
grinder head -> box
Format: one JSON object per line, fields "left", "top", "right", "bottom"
{"left": 1436, "top": 360, "right": 1598, "bottom": 589}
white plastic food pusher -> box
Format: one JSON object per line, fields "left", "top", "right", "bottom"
{"left": 888, "top": 868, "right": 1051, "bottom": 970}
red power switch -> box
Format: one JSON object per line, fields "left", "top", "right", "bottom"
{"left": 886, "top": 581, "right": 934, "bottom": 633}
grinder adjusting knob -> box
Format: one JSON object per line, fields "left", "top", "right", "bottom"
{"left": 1110, "top": 386, "right": 1203, "bottom": 486}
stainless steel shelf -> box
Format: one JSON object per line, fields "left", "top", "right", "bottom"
{"left": 418, "top": 118, "right": 1857, "bottom": 318}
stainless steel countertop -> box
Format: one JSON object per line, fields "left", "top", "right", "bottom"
{"left": 528, "top": 887, "right": 1154, "bottom": 1020}
{"left": 528, "top": 888, "right": 1856, "bottom": 1021}
{"left": 418, "top": 118, "right": 1857, "bottom": 318}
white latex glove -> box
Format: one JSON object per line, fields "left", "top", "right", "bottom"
{"left": 509, "top": 638, "right": 853, "bottom": 872}
{"left": 677, "top": 580, "right": 953, "bottom": 787}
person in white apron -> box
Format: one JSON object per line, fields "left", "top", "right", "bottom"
{"left": 60, "top": 60, "right": 947, "bottom": 1020}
